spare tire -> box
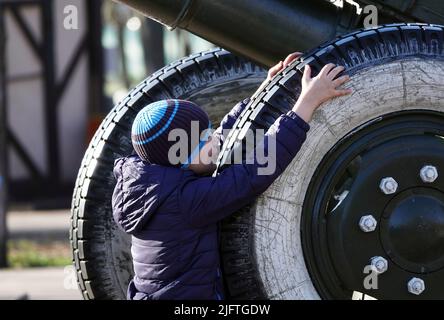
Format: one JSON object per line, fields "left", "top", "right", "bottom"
{"left": 217, "top": 23, "right": 444, "bottom": 300}
{"left": 70, "top": 48, "right": 266, "bottom": 299}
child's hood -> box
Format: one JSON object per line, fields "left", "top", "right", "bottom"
{"left": 111, "top": 154, "right": 183, "bottom": 234}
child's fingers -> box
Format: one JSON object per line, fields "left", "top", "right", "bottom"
{"left": 268, "top": 61, "right": 283, "bottom": 78}
{"left": 303, "top": 64, "right": 312, "bottom": 81}
{"left": 319, "top": 63, "right": 336, "bottom": 77}
{"left": 332, "top": 75, "right": 350, "bottom": 87}
{"left": 283, "top": 52, "right": 302, "bottom": 67}
{"left": 327, "top": 65, "right": 346, "bottom": 80}
{"left": 334, "top": 88, "right": 353, "bottom": 97}
{"left": 269, "top": 61, "right": 283, "bottom": 75}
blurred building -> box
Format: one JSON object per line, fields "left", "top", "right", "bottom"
{"left": 0, "top": 0, "right": 214, "bottom": 204}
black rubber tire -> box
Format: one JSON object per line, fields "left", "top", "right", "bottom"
{"left": 70, "top": 48, "right": 265, "bottom": 300}
{"left": 216, "top": 23, "right": 444, "bottom": 299}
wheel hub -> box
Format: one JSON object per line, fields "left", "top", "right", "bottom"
{"left": 381, "top": 188, "right": 444, "bottom": 273}
{"left": 302, "top": 110, "right": 444, "bottom": 299}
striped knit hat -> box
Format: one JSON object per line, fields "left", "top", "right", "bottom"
{"left": 131, "top": 99, "right": 212, "bottom": 168}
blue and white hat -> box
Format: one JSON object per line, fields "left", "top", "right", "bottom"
{"left": 131, "top": 99, "right": 212, "bottom": 167}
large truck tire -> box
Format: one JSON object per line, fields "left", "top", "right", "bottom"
{"left": 217, "top": 23, "right": 444, "bottom": 300}
{"left": 70, "top": 48, "right": 266, "bottom": 299}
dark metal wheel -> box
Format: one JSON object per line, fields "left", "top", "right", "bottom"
{"left": 302, "top": 110, "right": 444, "bottom": 300}
{"left": 217, "top": 24, "right": 444, "bottom": 300}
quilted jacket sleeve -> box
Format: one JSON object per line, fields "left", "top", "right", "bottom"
{"left": 178, "top": 110, "right": 310, "bottom": 228}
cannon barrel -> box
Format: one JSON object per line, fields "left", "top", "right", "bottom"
{"left": 115, "top": 0, "right": 362, "bottom": 67}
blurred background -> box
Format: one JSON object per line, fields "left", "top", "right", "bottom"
{"left": 0, "top": 0, "right": 214, "bottom": 299}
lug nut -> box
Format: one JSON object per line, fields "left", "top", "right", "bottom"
{"left": 370, "top": 256, "right": 388, "bottom": 274}
{"left": 420, "top": 165, "right": 438, "bottom": 183}
{"left": 379, "top": 177, "right": 398, "bottom": 195}
{"left": 408, "top": 277, "right": 425, "bottom": 295}
{"left": 359, "top": 215, "right": 377, "bottom": 232}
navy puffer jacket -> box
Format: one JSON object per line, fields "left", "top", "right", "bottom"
{"left": 112, "top": 99, "right": 310, "bottom": 300}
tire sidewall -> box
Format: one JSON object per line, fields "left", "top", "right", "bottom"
{"left": 251, "top": 57, "right": 444, "bottom": 299}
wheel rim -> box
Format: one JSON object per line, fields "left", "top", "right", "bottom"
{"left": 302, "top": 110, "right": 444, "bottom": 299}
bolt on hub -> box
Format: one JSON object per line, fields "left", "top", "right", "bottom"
{"left": 420, "top": 165, "right": 438, "bottom": 183}
{"left": 370, "top": 256, "right": 388, "bottom": 274}
{"left": 407, "top": 277, "right": 425, "bottom": 295}
{"left": 359, "top": 215, "right": 377, "bottom": 232}
{"left": 379, "top": 177, "right": 398, "bottom": 195}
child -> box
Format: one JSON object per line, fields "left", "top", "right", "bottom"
{"left": 112, "top": 53, "right": 352, "bottom": 300}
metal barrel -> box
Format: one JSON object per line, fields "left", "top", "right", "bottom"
{"left": 115, "top": 0, "right": 361, "bottom": 67}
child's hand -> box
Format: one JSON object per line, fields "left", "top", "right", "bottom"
{"left": 293, "top": 63, "right": 352, "bottom": 123}
{"left": 266, "top": 52, "right": 303, "bottom": 82}
{"left": 254, "top": 52, "right": 303, "bottom": 96}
